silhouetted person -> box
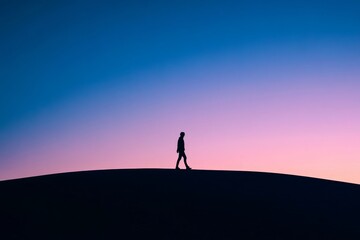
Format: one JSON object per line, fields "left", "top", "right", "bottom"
{"left": 176, "top": 132, "right": 191, "bottom": 170}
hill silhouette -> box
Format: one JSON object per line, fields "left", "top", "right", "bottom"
{"left": 1, "top": 169, "right": 359, "bottom": 239}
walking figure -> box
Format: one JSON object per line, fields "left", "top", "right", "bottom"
{"left": 176, "top": 132, "right": 191, "bottom": 170}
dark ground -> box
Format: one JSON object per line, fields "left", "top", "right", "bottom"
{"left": 0, "top": 169, "right": 359, "bottom": 239}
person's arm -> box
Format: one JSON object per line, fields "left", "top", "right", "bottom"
{"left": 177, "top": 139, "right": 179, "bottom": 153}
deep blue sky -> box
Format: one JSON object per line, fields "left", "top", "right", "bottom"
{"left": 1, "top": 0, "right": 359, "bottom": 133}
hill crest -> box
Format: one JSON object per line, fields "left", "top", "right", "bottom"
{"left": 1, "top": 169, "right": 359, "bottom": 239}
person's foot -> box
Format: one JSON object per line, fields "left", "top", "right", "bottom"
{"left": 175, "top": 167, "right": 180, "bottom": 170}
{"left": 186, "top": 167, "right": 192, "bottom": 170}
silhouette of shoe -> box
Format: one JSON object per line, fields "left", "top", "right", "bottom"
{"left": 175, "top": 167, "right": 180, "bottom": 170}
{"left": 186, "top": 167, "right": 192, "bottom": 170}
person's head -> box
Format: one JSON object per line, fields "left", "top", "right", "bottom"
{"left": 180, "top": 132, "right": 185, "bottom": 137}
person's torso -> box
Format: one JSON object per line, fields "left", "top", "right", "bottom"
{"left": 178, "top": 138, "right": 185, "bottom": 151}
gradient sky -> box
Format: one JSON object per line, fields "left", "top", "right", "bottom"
{"left": 1, "top": 0, "right": 360, "bottom": 183}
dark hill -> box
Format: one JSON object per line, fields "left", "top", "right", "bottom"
{"left": 1, "top": 169, "right": 359, "bottom": 239}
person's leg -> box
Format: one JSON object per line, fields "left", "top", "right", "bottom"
{"left": 175, "top": 153, "right": 182, "bottom": 169}
{"left": 183, "top": 153, "right": 191, "bottom": 169}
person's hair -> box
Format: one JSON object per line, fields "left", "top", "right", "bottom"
{"left": 180, "top": 132, "right": 185, "bottom": 136}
